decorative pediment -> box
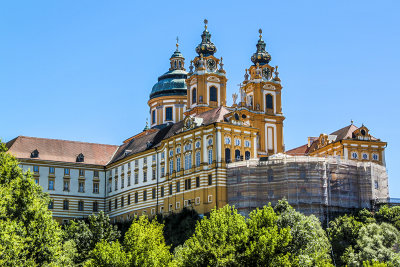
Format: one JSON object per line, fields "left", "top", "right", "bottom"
{"left": 263, "top": 84, "right": 276, "bottom": 90}
{"left": 207, "top": 76, "right": 220, "bottom": 82}
{"left": 183, "top": 115, "right": 203, "bottom": 131}
{"left": 353, "top": 125, "right": 371, "bottom": 140}
{"left": 190, "top": 78, "right": 197, "bottom": 85}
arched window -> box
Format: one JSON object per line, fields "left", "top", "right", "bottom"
{"left": 225, "top": 148, "right": 231, "bottom": 163}
{"left": 245, "top": 151, "right": 250, "bottom": 160}
{"left": 235, "top": 150, "right": 241, "bottom": 161}
{"left": 266, "top": 94, "right": 273, "bottom": 110}
{"left": 179, "top": 61, "right": 182, "bottom": 68}
{"left": 209, "top": 86, "right": 217, "bottom": 102}
{"left": 192, "top": 88, "right": 197, "bottom": 104}
{"left": 174, "top": 61, "right": 177, "bottom": 68}
{"left": 152, "top": 110, "right": 156, "bottom": 124}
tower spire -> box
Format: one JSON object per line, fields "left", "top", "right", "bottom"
{"left": 251, "top": 28, "right": 271, "bottom": 65}
{"left": 195, "top": 19, "right": 217, "bottom": 57}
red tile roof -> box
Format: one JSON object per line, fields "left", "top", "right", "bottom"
{"left": 6, "top": 136, "right": 118, "bottom": 165}
{"left": 285, "top": 144, "right": 309, "bottom": 156}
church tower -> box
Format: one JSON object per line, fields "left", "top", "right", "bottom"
{"left": 148, "top": 39, "right": 188, "bottom": 128}
{"left": 185, "top": 20, "right": 227, "bottom": 115}
{"left": 240, "top": 29, "right": 285, "bottom": 155}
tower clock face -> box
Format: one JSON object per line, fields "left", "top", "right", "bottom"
{"left": 262, "top": 67, "right": 271, "bottom": 79}
{"left": 207, "top": 59, "right": 216, "bottom": 71}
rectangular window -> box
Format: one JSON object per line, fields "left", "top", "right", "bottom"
{"left": 115, "top": 199, "right": 117, "bottom": 209}
{"left": 208, "top": 150, "right": 213, "bottom": 164}
{"left": 161, "top": 167, "right": 165, "bottom": 177}
{"left": 152, "top": 188, "right": 156, "bottom": 199}
{"left": 177, "top": 157, "right": 181, "bottom": 172}
{"left": 121, "top": 196, "right": 124, "bottom": 207}
{"left": 196, "top": 176, "right": 200, "bottom": 188}
{"left": 169, "top": 159, "right": 174, "bottom": 174}
{"left": 169, "top": 204, "right": 173, "bottom": 211}
{"left": 33, "top": 165, "right": 39, "bottom": 173}
{"left": 63, "top": 200, "right": 69, "bottom": 210}
{"left": 109, "top": 201, "right": 112, "bottom": 211}
{"left": 115, "top": 178, "right": 118, "bottom": 190}
{"left": 143, "top": 171, "right": 147, "bottom": 182}
{"left": 152, "top": 110, "right": 156, "bottom": 124}
{"left": 208, "top": 174, "right": 212, "bottom": 185}
{"left": 195, "top": 197, "right": 200, "bottom": 205}
{"left": 127, "top": 175, "right": 131, "bottom": 186}
{"left": 135, "top": 173, "right": 138, "bottom": 184}
{"left": 196, "top": 151, "right": 201, "bottom": 167}
{"left": 143, "top": 157, "right": 147, "bottom": 165}
{"left": 78, "top": 201, "right": 84, "bottom": 211}
{"left": 35, "top": 178, "right": 39, "bottom": 184}
{"left": 128, "top": 162, "right": 131, "bottom": 170}
{"left": 165, "top": 107, "right": 173, "bottom": 121}
{"left": 78, "top": 181, "right": 85, "bottom": 193}
{"left": 128, "top": 194, "right": 131, "bottom": 205}
{"left": 169, "top": 184, "right": 173, "bottom": 195}
{"left": 161, "top": 152, "right": 165, "bottom": 159}
{"left": 143, "top": 190, "right": 147, "bottom": 201}
{"left": 121, "top": 177, "right": 124, "bottom": 188}
{"left": 161, "top": 186, "right": 164, "bottom": 197}
{"left": 93, "top": 202, "right": 98, "bottom": 212}
{"left": 64, "top": 168, "right": 70, "bottom": 176}
{"left": 79, "top": 169, "right": 85, "bottom": 177}
{"left": 152, "top": 155, "right": 156, "bottom": 162}
{"left": 48, "top": 199, "right": 54, "bottom": 209}
{"left": 48, "top": 179, "right": 54, "bottom": 190}
{"left": 135, "top": 192, "right": 138, "bottom": 203}
{"left": 94, "top": 170, "right": 99, "bottom": 178}
{"left": 135, "top": 159, "right": 138, "bottom": 168}
{"left": 152, "top": 169, "right": 156, "bottom": 180}
{"left": 49, "top": 167, "right": 55, "bottom": 174}
{"left": 176, "top": 202, "right": 180, "bottom": 209}
{"left": 93, "top": 182, "right": 99, "bottom": 193}
{"left": 108, "top": 178, "right": 112, "bottom": 193}
{"left": 176, "top": 181, "right": 180, "bottom": 192}
{"left": 63, "top": 180, "right": 70, "bottom": 191}
{"left": 185, "top": 179, "right": 191, "bottom": 190}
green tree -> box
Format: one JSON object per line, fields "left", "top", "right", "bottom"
{"left": 327, "top": 214, "right": 364, "bottom": 266}
{"left": 173, "top": 205, "right": 249, "bottom": 266}
{"left": 0, "top": 141, "right": 63, "bottom": 265}
{"left": 124, "top": 215, "right": 172, "bottom": 266}
{"left": 85, "top": 240, "right": 129, "bottom": 267}
{"left": 63, "top": 211, "right": 120, "bottom": 264}
{"left": 376, "top": 205, "right": 400, "bottom": 231}
{"left": 244, "top": 205, "right": 292, "bottom": 266}
{"left": 160, "top": 207, "right": 200, "bottom": 250}
{"left": 342, "top": 223, "right": 400, "bottom": 266}
{"left": 274, "top": 200, "right": 333, "bottom": 266}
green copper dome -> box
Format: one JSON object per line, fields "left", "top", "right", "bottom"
{"left": 149, "top": 69, "right": 188, "bottom": 99}
{"left": 251, "top": 29, "right": 271, "bottom": 66}
{"left": 150, "top": 41, "right": 188, "bottom": 100}
{"left": 195, "top": 19, "right": 217, "bottom": 57}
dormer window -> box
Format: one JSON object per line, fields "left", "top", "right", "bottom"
{"left": 76, "top": 153, "right": 84, "bottom": 163}
{"left": 31, "top": 149, "right": 39, "bottom": 158}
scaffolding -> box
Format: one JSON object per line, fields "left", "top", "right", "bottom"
{"left": 226, "top": 155, "right": 389, "bottom": 222}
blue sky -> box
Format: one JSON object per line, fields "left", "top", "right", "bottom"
{"left": 1, "top": 1, "right": 399, "bottom": 196}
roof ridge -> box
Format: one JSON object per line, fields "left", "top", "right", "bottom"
{"left": 16, "top": 136, "right": 118, "bottom": 147}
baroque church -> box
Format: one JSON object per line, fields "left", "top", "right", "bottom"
{"left": 7, "top": 21, "right": 389, "bottom": 223}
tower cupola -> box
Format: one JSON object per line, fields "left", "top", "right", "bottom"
{"left": 195, "top": 19, "right": 217, "bottom": 57}
{"left": 169, "top": 37, "right": 185, "bottom": 71}
{"left": 251, "top": 29, "right": 271, "bottom": 66}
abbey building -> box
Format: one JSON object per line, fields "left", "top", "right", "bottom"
{"left": 6, "top": 21, "right": 389, "bottom": 223}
